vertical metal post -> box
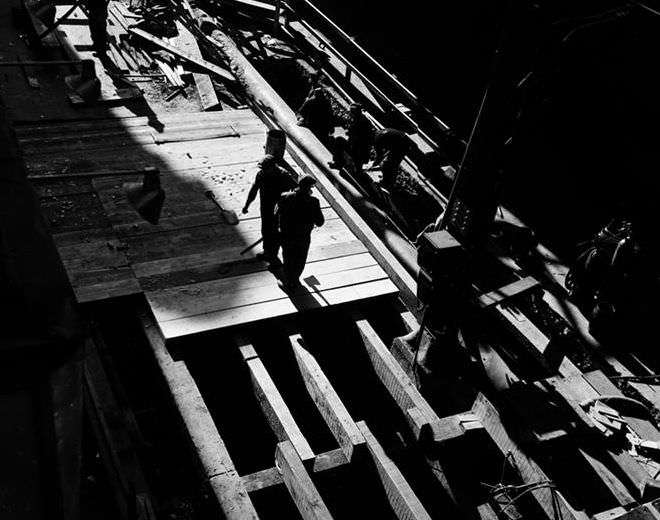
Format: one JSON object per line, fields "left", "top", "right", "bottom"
{"left": 441, "top": 0, "right": 526, "bottom": 245}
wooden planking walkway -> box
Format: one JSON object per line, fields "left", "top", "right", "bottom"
{"left": 20, "top": 108, "right": 397, "bottom": 339}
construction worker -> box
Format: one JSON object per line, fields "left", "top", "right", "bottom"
{"left": 242, "top": 154, "right": 295, "bottom": 263}
{"left": 297, "top": 87, "right": 334, "bottom": 145}
{"left": 345, "top": 102, "right": 374, "bottom": 171}
{"left": 275, "top": 175, "right": 325, "bottom": 290}
{"left": 372, "top": 128, "right": 414, "bottom": 190}
{"left": 84, "top": 0, "right": 109, "bottom": 55}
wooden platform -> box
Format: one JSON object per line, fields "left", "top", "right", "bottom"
{"left": 18, "top": 109, "right": 398, "bottom": 340}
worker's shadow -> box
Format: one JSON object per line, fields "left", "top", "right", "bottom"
{"left": 272, "top": 269, "right": 329, "bottom": 311}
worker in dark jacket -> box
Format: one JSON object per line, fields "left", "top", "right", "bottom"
{"left": 85, "top": 0, "right": 109, "bottom": 54}
{"left": 297, "top": 87, "right": 334, "bottom": 144}
{"left": 242, "top": 154, "right": 295, "bottom": 263}
{"left": 372, "top": 128, "right": 414, "bottom": 189}
{"left": 275, "top": 175, "right": 325, "bottom": 290}
{"left": 346, "top": 102, "right": 374, "bottom": 171}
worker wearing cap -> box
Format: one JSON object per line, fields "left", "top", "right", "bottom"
{"left": 346, "top": 102, "right": 374, "bottom": 171}
{"left": 275, "top": 175, "right": 325, "bottom": 290}
{"left": 297, "top": 87, "right": 334, "bottom": 145}
{"left": 372, "top": 128, "right": 415, "bottom": 190}
{"left": 242, "top": 154, "right": 295, "bottom": 263}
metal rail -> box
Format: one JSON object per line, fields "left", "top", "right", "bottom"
{"left": 285, "top": 0, "right": 451, "bottom": 133}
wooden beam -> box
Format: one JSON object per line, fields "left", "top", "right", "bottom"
{"left": 173, "top": 21, "right": 222, "bottom": 111}
{"left": 242, "top": 467, "right": 283, "bottom": 493}
{"left": 471, "top": 393, "right": 587, "bottom": 520}
{"left": 241, "top": 447, "right": 349, "bottom": 493}
{"left": 355, "top": 318, "right": 470, "bottom": 443}
{"left": 129, "top": 27, "right": 235, "bottom": 83}
{"left": 289, "top": 334, "right": 365, "bottom": 460}
{"left": 577, "top": 448, "right": 636, "bottom": 508}
{"left": 593, "top": 503, "right": 660, "bottom": 520}
{"left": 238, "top": 343, "right": 315, "bottom": 462}
{"left": 137, "top": 306, "right": 258, "bottom": 519}
{"left": 476, "top": 276, "right": 540, "bottom": 308}
{"left": 275, "top": 441, "right": 334, "bottom": 520}
{"left": 400, "top": 311, "right": 419, "bottom": 333}
{"left": 357, "top": 421, "right": 432, "bottom": 520}
{"left": 497, "top": 305, "right": 581, "bottom": 377}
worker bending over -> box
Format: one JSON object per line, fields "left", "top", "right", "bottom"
{"left": 346, "top": 102, "right": 374, "bottom": 171}
{"left": 372, "top": 128, "right": 414, "bottom": 190}
{"left": 275, "top": 175, "right": 325, "bottom": 290}
{"left": 242, "top": 154, "right": 295, "bottom": 263}
{"left": 297, "top": 87, "right": 334, "bottom": 145}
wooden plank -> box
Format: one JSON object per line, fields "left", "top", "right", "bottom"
{"left": 132, "top": 238, "right": 365, "bottom": 282}
{"left": 130, "top": 27, "right": 235, "bottom": 82}
{"left": 74, "top": 275, "right": 142, "bottom": 303}
{"left": 19, "top": 121, "right": 254, "bottom": 153}
{"left": 15, "top": 109, "right": 257, "bottom": 137}
{"left": 137, "top": 307, "right": 258, "bottom": 519}
{"left": 357, "top": 421, "right": 432, "bottom": 520}
{"left": 476, "top": 276, "right": 540, "bottom": 308}
{"left": 124, "top": 215, "right": 346, "bottom": 267}
{"left": 148, "top": 255, "right": 381, "bottom": 322}
{"left": 159, "top": 279, "right": 397, "bottom": 338}
{"left": 172, "top": 21, "right": 221, "bottom": 111}
{"left": 23, "top": 131, "right": 265, "bottom": 169}
{"left": 275, "top": 441, "right": 334, "bottom": 520}
{"left": 471, "top": 393, "right": 587, "bottom": 520}
{"left": 289, "top": 335, "right": 365, "bottom": 460}
{"left": 195, "top": 73, "right": 222, "bottom": 111}
{"left": 239, "top": 343, "right": 315, "bottom": 461}
{"left": 16, "top": 109, "right": 257, "bottom": 136}
{"left": 24, "top": 142, "right": 266, "bottom": 178}
{"left": 135, "top": 238, "right": 362, "bottom": 291}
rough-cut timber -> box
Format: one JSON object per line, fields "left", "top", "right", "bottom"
{"left": 275, "top": 441, "right": 334, "bottom": 520}
{"left": 471, "top": 393, "right": 587, "bottom": 520}
{"left": 137, "top": 307, "right": 258, "bottom": 519}
{"left": 239, "top": 343, "right": 315, "bottom": 462}
{"left": 357, "top": 421, "right": 432, "bottom": 520}
{"left": 290, "top": 334, "right": 365, "bottom": 460}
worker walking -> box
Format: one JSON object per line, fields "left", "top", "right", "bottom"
{"left": 275, "top": 175, "right": 325, "bottom": 290}
{"left": 242, "top": 154, "right": 295, "bottom": 263}
{"left": 297, "top": 87, "right": 334, "bottom": 145}
{"left": 372, "top": 128, "right": 414, "bottom": 190}
{"left": 346, "top": 102, "right": 374, "bottom": 171}
{"left": 84, "top": 0, "right": 110, "bottom": 55}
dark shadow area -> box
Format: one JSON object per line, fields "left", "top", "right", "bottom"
{"left": 88, "top": 297, "right": 217, "bottom": 519}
